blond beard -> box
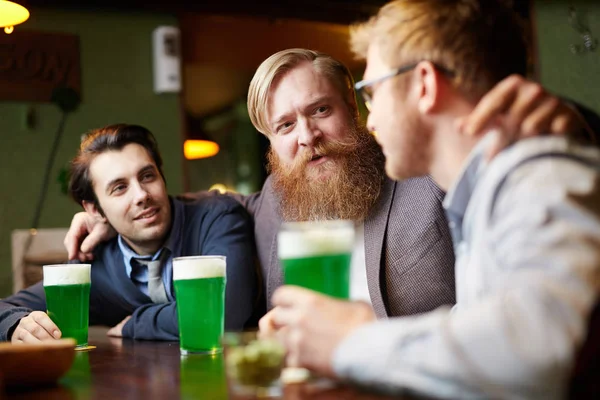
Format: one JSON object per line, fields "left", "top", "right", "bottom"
{"left": 268, "top": 125, "right": 385, "bottom": 222}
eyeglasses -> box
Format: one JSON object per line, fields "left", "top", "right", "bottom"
{"left": 355, "top": 62, "right": 455, "bottom": 111}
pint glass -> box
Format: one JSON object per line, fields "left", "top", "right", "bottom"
{"left": 43, "top": 264, "right": 91, "bottom": 347}
{"left": 278, "top": 220, "right": 354, "bottom": 299}
{"left": 173, "top": 256, "right": 226, "bottom": 355}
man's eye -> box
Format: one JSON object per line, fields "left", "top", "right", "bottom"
{"left": 141, "top": 173, "right": 155, "bottom": 181}
{"left": 111, "top": 185, "right": 126, "bottom": 194}
{"left": 315, "top": 106, "right": 330, "bottom": 115}
{"left": 278, "top": 122, "right": 294, "bottom": 133}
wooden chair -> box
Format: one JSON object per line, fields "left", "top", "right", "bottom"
{"left": 11, "top": 228, "right": 69, "bottom": 293}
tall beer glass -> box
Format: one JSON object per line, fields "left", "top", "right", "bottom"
{"left": 278, "top": 220, "right": 354, "bottom": 299}
{"left": 173, "top": 255, "right": 226, "bottom": 355}
{"left": 43, "top": 264, "right": 91, "bottom": 347}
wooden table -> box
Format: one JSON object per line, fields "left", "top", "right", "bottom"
{"left": 4, "top": 327, "right": 400, "bottom": 400}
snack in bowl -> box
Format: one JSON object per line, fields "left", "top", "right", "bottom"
{"left": 222, "top": 332, "right": 285, "bottom": 397}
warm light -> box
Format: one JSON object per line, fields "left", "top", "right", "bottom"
{"left": 0, "top": 1, "right": 30, "bottom": 32}
{"left": 209, "top": 184, "right": 228, "bottom": 194}
{"left": 4, "top": 26, "right": 13, "bottom": 34}
{"left": 184, "top": 139, "right": 219, "bottom": 160}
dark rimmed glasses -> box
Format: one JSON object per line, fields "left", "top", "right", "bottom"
{"left": 355, "top": 62, "right": 455, "bottom": 111}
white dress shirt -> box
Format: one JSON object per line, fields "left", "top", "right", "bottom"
{"left": 350, "top": 223, "right": 372, "bottom": 304}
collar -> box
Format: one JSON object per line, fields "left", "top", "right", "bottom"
{"left": 442, "top": 132, "right": 495, "bottom": 232}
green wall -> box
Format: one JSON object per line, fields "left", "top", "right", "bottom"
{"left": 535, "top": 0, "right": 600, "bottom": 112}
{"left": 0, "top": 9, "right": 183, "bottom": 297}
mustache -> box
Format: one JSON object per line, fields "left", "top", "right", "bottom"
{"left": 284, "top": 135, "right": 362, "bottom": 174}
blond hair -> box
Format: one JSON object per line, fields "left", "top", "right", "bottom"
{"left": 248, "top": 48, "right": 358, "bottom": 135}
{"left": 351, "top": 0, "right": 527, "bottom": 99}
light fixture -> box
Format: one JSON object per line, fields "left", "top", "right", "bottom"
{"left": 184, "top": 114, "right": 220, "bottom": 160}
{"left": 184, "top": 139, "right": 219, "bottom": 159}
{"left": 0, "top": 0, "right": 30, "bottom": 34}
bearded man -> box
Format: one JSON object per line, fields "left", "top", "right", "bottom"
{"left": 64, "top": 49, "right": 598, "bottom": 321}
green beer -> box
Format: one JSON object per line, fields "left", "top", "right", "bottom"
{"left": 43, "top": 264, "right": 91, "bottom": 347}
{"left": 173, "top": 256, "right": 226, "bottom": 355}
{"left": 278, "top": 221, "right": 354, "bottom": 299}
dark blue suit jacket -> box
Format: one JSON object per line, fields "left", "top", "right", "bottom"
{"left": 0, "top": 196, "right": 259, "bottom": 341}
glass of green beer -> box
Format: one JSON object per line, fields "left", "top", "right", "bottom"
{"left": 43, "top": 264, "right": 91, "bottom": 347}
{"left": 278, "top": 220, "right": 355, "bottom": 299}
{"left": 173, "top": 255, "right": 226, "bottom": 355}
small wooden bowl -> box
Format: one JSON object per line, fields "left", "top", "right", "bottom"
{"left": 0, "top": 339, "right": 76, "bottom": 387}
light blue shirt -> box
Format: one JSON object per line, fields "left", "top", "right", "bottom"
{"left": 117, "top": 199, "right": 184, "bottom": 300}
{"left": 333, "top": 135, "right": 600, "bottom": 399}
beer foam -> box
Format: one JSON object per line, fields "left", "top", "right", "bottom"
{"left": 278, "top": 221, "right": 355, "bottom": 259}
{"left": 173, "top": 256, "right": 226, "bottom": 280}
{"left": 43, "top": 264, "right": 91, "bottom": 286}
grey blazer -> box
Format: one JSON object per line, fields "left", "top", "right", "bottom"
{"left": 236, "top": 175, "right": 456, "bottom": 318}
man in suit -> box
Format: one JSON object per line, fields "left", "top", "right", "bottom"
{"left": 264, "top": 1, "right": 600, "bottom": 397}
{"left": 64, "top": 50, "right": 597, "bottom": 322}
{"left": 0, "top": 124, "right": 257, "bottom": 342}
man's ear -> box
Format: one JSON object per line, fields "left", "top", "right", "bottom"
{"left": 82, "top": 200, "right": 107, "bottom": 223}
{"left": 415, "top": 61, "right": 441, "bottom": 115}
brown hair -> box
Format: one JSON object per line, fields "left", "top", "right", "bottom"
{"left": 69, "top": 124, "right": 166, "bottom": 207}
{"left": 351, "top": 0, "right": 527, "bottom": 100}
{"left": 247, "top": 48, "right": 359, "bottom": 135}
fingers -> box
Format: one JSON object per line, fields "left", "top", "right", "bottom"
{"left": 64, "top": 213, "right": 89, "bottom": 260}
{"left": 13, "top": 328, "right": 43, "bottom": 344}
{"left": 106, "top": 315, "right": 130, "bottom": 337}
{"left": 11, "top": 312, "right": 61, "bottom": 344}
{"left": 80, "top": 222, "right": 114, "bottom": 255}
{"left": 30, "top": 311, "right": 61, "bottom": 339}
{"left": 272, "top": 286, "right": 317, "bottom": 308}
{"left": 106, "top": 326, "right": 120, "bottom": 337}
{"left": 461, "top": 74, "right": 522, "bottom": 136}
{"left": 521, "top": 96, "right": 561, "bottom": 136}
{"left": 258, "top": 310, "right": 278, "bottom": 337}
{"left": 503, "top": 83, "right": 546, "bottom": 134}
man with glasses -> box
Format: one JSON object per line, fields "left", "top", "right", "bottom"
{"left": 264, "top": 1, "right": 600, "bottom": 398}
{"left": 65, "top": 48, "right": 598, "bottom": 326}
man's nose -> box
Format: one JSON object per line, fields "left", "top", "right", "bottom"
{"left": 131, "top": 181, "right": 150, "bottom": 205}
{"left": 297, "top": 119, "right": 322, "bottom": 148}
{"left": 367, "top": 113, "right": 377, "bottom": 136}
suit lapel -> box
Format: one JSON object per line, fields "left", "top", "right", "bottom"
{"left": 364, "top": 178, "right": 396, "bottom": 318}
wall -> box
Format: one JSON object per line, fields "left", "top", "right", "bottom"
{"left": 181, "top": 14, "right": 362, "bottom": 194}
{"left": 0, "top": 9, "right": 183, "bottom": 297}
{"left": 535, "top": 0, "right": 600, "bottom": 112}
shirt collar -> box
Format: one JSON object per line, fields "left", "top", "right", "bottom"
{"left": 442, "top": 132, "right": 496, "bottom": 223}
{"left": 117, "top": 196, "right": 185, "bottom": 264}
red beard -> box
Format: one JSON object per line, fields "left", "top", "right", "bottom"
{"left": 268, "top": 125, "right": 386, "bottom": 222}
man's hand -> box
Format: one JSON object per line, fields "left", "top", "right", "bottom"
{"left": 107, "top": 316, "right": 131, "bottom": 337}
{"left": 64, "top": 212, "right": 116, "bottom": 261}
{"left": 11, "top": 311, "right": 61, "bottom": 344}
{"left": 458, "top": 74, "right": 590, "bottom": 158}
{"left": 271, "top": 286, "right": 376, "bottom": 377}
{"left": 258, "top": 307, "right": 281, "bottom": 337}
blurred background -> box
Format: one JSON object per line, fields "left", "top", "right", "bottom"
{"left": 0, "top": 0, "right": 598, "bottom": 297}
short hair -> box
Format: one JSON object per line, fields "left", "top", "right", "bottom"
{"left": 247, "top": 48, "right": 358, "bottom": 135}
{"left": 350, "top": 0, "right": 527, "bottom": 100}
{"left": 69, "top": 124, "right": 166, "bottom": 207}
